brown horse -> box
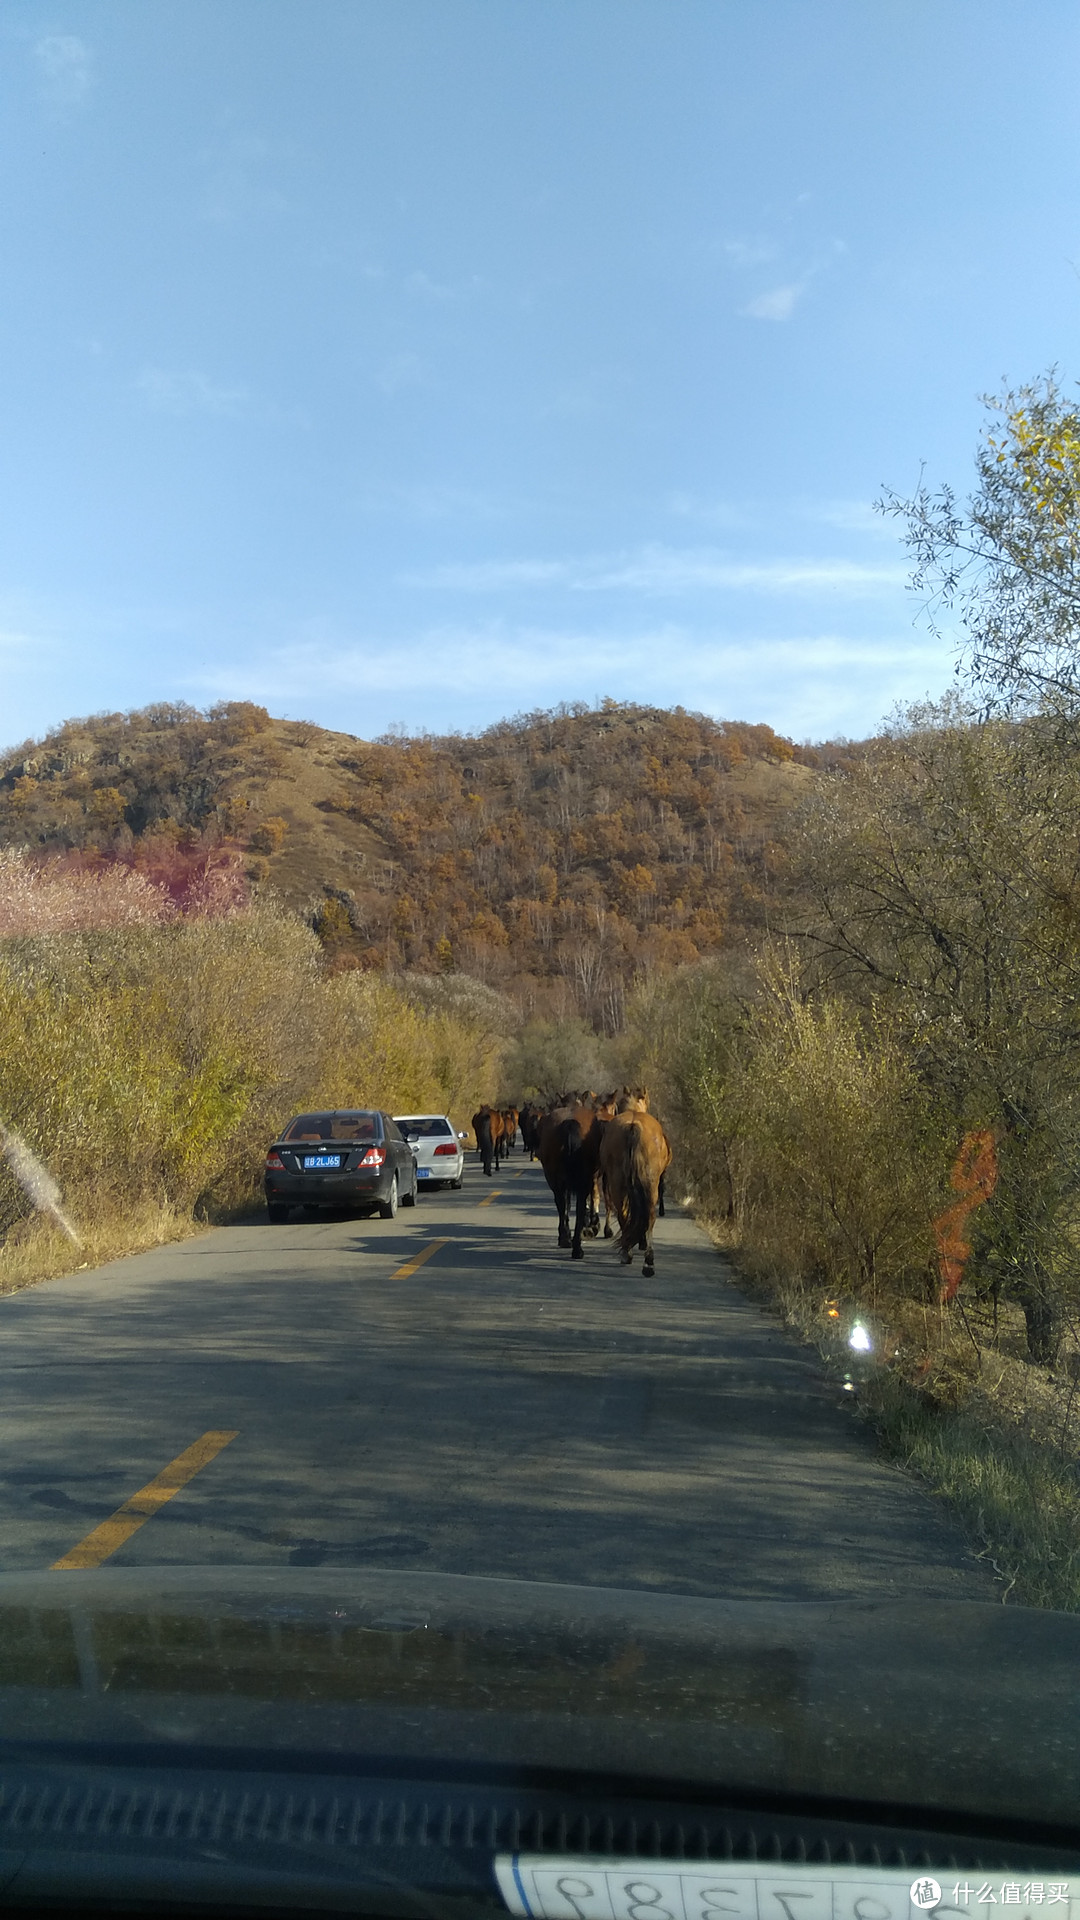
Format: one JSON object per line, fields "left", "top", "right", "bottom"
{"left": 519, "top": 1102, "right": 542, "bottom": 1159}
{"left": 501, "top": 1106, "right": 519, "bottom": 1154}
{"left": 599, "top": 1109, "right": 672, "bottom": 1277}
{"left": 596, "top": 1090, "right": 648, "bottom": 1236}
{"left": 539, "top": 1092, "right": 617, "bottom": 1258}
{"left": 471, "top": 1104, "right": 507, "bottom": 1178}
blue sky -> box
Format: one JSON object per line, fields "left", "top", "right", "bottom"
{"left": 2, "top": 1, "right": 1079, "bottom": 748}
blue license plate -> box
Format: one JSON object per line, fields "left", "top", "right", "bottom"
{"left": 417, "top": 1167, "right": 431, "bottom": 1178}
{"left": 304, "top": 1154, "right": 341, "bottom": 1169}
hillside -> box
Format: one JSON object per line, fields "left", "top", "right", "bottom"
{"left": 0, "top": 699, "right": 820, "bottom": 1021}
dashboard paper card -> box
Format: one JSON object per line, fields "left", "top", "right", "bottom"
{"left": 494, "top": 1860, "right": 1079, "bottom": 1920}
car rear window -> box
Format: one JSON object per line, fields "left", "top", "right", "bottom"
{"left": 395, "top": 1116, "right": 453, "bottom": 1137}
{"left": 283, "top": 1112, "right": 379, "bottom": 1142}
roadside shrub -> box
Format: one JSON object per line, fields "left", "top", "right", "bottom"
{"left": 0, "top": 906, "right": 505, "bottom": 1258}
{"left": 738, "top": 964, "right": 946, "bottom": 1301}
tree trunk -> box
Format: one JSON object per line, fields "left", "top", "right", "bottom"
{"left": 1021, "top": 1286, "right": 1061, "bottom": 1366}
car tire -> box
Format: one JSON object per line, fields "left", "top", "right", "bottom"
{"left": 378, "top": 1174, "right": 399, "bottom": 1220}
{"left": 402, "top": 1175, "right": 417, "bottom": 1207}
{"left": 267, "top": 1203, "right": 289, "bottom": 1224}
{"left": 451, "top": 1178, "right": 462, "bottom": 1190}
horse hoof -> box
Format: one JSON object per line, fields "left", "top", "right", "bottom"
{"left": 620, "top": 1253, "right": 633, "bottom": 1266}
{"left": 603, "top": 1225, "right": 613, "bottom": 1238}
{"left": 572, "top": 1245, "right": 585, "bottom": 1260}
{"left": 558, "top": 1233, "right": 572, "bottom": 1248}
{"left": 643, "top": 1262, "right": 655, "bottom": 1277}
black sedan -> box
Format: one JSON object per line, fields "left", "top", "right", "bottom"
{"left": 264, "top": 1110, "right": 418, "bottom": 1222}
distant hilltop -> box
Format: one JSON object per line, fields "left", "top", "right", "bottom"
{"left": 0, "top": 699, "right": 861, "bottom": 1018}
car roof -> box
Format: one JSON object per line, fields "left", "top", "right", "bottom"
{"left": 394, "top": 1113, "right": 452, "bottom": 1121}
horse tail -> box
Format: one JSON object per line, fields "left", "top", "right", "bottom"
{"left": 564, "top": 1116, "right": 585, "bottom": 1202}
{"left": 623, "top": 1121, "right": 651, "bottom": 1247}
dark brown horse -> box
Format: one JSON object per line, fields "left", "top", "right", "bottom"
{"left": 519, "top": 1102, "right": 542, "bottom": 1159}
{"left": 471, "top": 1105, "right": 506, "bottom": 1178}
{"left": 501, "top": 1106, "right": 519, "bottom": 1154}
{"left": 599, "top": 1109, "right": 672, "bottom": 1277}
{"left": 538, "top": 1092, "right": 617, "bottom": 1258}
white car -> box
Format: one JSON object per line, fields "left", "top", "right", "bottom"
{"left": 394, "top": 1114, "right": 465, "bottom": 1189}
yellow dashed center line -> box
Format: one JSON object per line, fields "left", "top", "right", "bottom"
{"left": 51, "top": 1430, "right": 239, "bottom": 1571}
{"left": 479, "top": 1190, "right": 503, "bottom": 1206}
{"left": 391, "top": 1237, "right": 449, "bottom": 1279}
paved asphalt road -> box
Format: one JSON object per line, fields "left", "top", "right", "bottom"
{"left": 0, "top": 1159, "right": 994, "bottom": 1598}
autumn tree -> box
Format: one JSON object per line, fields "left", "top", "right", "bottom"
{"left": 882, "top": 375, "right": 1080, "bottom": 717}
{"left": 794, "top": 702, "right": 1080, "bottom": 1359}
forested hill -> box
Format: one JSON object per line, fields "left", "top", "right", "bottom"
{"left": 0, "top": 699, "right": 826, "bottom": 1020}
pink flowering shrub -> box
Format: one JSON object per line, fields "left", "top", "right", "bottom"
{"left": 0, "top": 846, "right": 248, "bottom": 939}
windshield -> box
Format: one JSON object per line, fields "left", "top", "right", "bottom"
{"left": 2, "top": 3, "right": 1080, "bottom": 1914}
{"left": 283, "top": 1112, "right": 379, "bottom": 1142}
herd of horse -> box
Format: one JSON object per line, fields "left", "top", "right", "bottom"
{"left": 470, "top": 1092, "right": 672, "bottom": 1278}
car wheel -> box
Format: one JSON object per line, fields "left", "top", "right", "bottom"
{"left": 267, "top": 1203, "right": 289, "bottom": 1224}
{"left": 378, "top": 1174, "right": 399, "bottom": 1220}
{"left": 402, "top": 1174, "right": 417, "bottom": 1207}
{"left": 451, "top": 1178, "right": 462, "bottom": 1190}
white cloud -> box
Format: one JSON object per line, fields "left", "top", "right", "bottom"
{"left": 135, "top": 368, "right": 250, "bottom": 418}
{"left": 33, "top": 32, "right": 93, "bottom": 107}
{"left": 742, "top": 282, "right": 805, "bottom": 322}
{"left": 723, "top": 237, "right": 779, "bottom": 269}
{"left": 406, "top": 269, "right": 483, "bottom": 303}
{"left": 406, "top": 545, "right": 906, "bottom": 598}
{"left": 803, "top": 498, "right": 886, "bottom": 535}
{"left": 0, "top": 627, "right": 37, "bottom": 655}
{"left": 586, "top": 551, "right": 903, "bottom": 595}
{"left": 182, "top": 619, "right": 954, "bottom": 743}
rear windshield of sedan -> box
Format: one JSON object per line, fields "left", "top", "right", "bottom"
{"left": 396, "top": 1116, "right": 453, "bottom": 1137}
{"left": 283, "top": 1112, "right": 380, "bottom": 1142}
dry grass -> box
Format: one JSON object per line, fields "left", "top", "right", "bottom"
{"left": 0, "top": 1198, "right": 210, "bottom": 1297}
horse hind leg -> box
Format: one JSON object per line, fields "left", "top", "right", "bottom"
{"left": 556, "top": 1189, "right": 573, "bottom": 1249}
{"left": 642, "top": 1206, "right": 656, "bottom": 1277}
{"left": 571, "top": 1184, "right": 589, "bottom": 1260}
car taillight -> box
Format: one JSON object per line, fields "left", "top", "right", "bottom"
{"left": 433, "top": 1143, "right": 458, "bottom": 1156}
{"left": 265, "top": 1152, "right": 285, "bottom": 1170}
{"left": 359, "top": 1147, "right": 386, "bottom": 1167}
